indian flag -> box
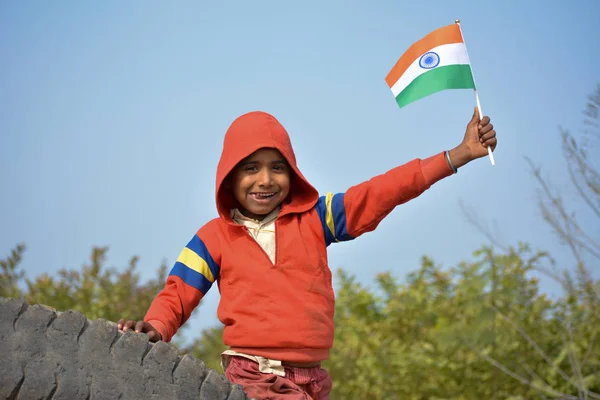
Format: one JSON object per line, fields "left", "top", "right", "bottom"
{"left": 385, "top": 23, "right": 475, "bottom": 109}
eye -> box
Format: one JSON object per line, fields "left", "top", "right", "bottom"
{"left": 273, "top": 164, "right": 287, "bottom": 172}
{"left": 243, "top": 165, "right": 258, "bottom": 173}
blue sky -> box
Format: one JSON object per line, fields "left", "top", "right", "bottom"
{"left": 1, "top": 1, "right": 598, "bottom": 344}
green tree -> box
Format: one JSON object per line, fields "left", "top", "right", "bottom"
{"left": 460, "top": 84, "right": 600, "bottom": 399}
{"left": 0, "top": 244, "right": 167, "bottom": 322}
{"left": 182, "top": 326, "right": 228, "bottom": 372}
{"left": 324, "top": 244, "right": 599, "bottom": 399}
{"left": 461, "top": 84, "right": 599, "bottom": 294}
{"left": 0, "top": 242, "right": 25, "bottom": 298}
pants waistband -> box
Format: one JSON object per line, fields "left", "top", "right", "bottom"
{"left": 221, "top": 352, "right": 322, "bottom": 377}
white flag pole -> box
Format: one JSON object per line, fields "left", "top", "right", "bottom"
{"left": 455, "top": 19, "right": 495, "bottom": 166}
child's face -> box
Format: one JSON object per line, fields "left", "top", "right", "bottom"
{"left": 230, "top": 148, "right": 291, "bottom": 220}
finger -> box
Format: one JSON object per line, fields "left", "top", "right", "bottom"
{"left": 479, "top": 123, "right": 494, "bottom": 137}
{"left": 483, "top": 136, "right": 497, "bottom": 150}
{"left": 480, "top": 129, "right": 496, "bottom": 143}
{"left": 122, "top": 320, "right": 136, "bottom": 332}
{"left": 471, "top": 107, "right": 480, "bottom": 124}
{"left": 117, "top": 318, "right": 125, "bottom": 329}
{"left": 135, "top": 320, "right": 146, "bottom": 333}
{"left": 148, "top": 331, "right": 161, "bottom": 343}
{"left": 478, "top": 116, "right": 490, "bottom": 129}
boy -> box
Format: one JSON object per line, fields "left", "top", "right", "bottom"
{"left": 118, "top": 109, "right": 497, "bottom": 399}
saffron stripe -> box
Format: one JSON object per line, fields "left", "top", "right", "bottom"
{"left": 395, "top": 64, "right": 475, "bottom": 108}
{"left": 390, "top": 42, "right": 470, "bottom": 97}
{"left": 385, "top": 23, "right": 463, "bottom": 88}
{"left": 170, "top": 262, "right": 213, "bottom": 293}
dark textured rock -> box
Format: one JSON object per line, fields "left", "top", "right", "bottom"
{"left": 0, "top": 297, "right": 27, "bottom": 338}
{"left": 228, "top": 384, "right": 251, "bottom": 400}
{"left": 0, "top": 297, "right": 248, "bottom": 400}
{"left": 142, "top": 340, "right": 180, "bottom": 398}
{"left": 174, "top": 354, "right": 209, "bottom": 399}
{"left": 0, "top": 298, "right": 28, "bottom": 400}
{"left": 44, "top": 309, "right": 90, "bottom": 400}
{"left": 200, "top": 370, "right": 234, "bottom": 400}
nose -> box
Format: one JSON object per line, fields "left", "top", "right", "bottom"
{"left": 257, "top": 168, "right": 272, "bottom": 187}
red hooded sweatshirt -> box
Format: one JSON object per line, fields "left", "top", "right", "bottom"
{"left": 144, "top": 111, "right": 453, "bottom": 363}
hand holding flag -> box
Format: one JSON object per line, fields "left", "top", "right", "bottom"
{"left": 446, "top": 107, "right": 497, "bottom": 170}
{"left": 385, "top": 21, "right": 496, "bottom": 166}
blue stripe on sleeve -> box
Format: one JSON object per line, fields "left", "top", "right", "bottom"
{"left": 316, "top": 193, "right": 353, "bottom": 246}
{"left": 331, "top": 193, "right": 352, "bottom": 241}
{"left": 316, "top": 196, "right": 336, "bottom": 246}
{"left": 185, "top": 234, "right": 220, "bottom": 281}
{"left": 169, "top": 261, "right": 213, "bottom": 294}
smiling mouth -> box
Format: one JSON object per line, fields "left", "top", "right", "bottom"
{"left": 250, "top": 192, "right": 277, "bottom": 200}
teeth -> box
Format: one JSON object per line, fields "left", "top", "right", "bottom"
{"left": 254, "top": 193, "right": 274, "bottom": 198}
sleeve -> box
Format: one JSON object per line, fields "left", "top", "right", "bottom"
{"left": 315, "top": 151, "right": 452, "bottom": 246}
{"left": 143, "top": 227, "right": 221, "bottom": 342}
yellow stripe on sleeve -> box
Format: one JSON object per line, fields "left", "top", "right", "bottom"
{"left": 176, "top": 247, "right": 215, "bottom": 283}
{"left": 325, "top": 192, "right": 336, "bottom": 241}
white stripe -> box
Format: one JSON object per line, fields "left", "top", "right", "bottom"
{"left": 390, "top": 43, "right": 471, "bottom": 97}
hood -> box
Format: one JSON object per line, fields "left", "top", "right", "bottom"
{"left": 215, "top": 111, "right": 319, "bottom": 224}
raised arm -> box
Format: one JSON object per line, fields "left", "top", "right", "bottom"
{"left": 315, "top": 151, "right": 452, "bottom": 245}
{"left": 315, "top": 107, "right": 498, "bottom": 245}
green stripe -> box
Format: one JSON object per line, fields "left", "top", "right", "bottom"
{"left": 395, "top": 64, "right": 475, "bottom": 108}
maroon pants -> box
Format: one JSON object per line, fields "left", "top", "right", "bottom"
{"left": 225, "top": 356, "right": 332, "bottom": 400}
